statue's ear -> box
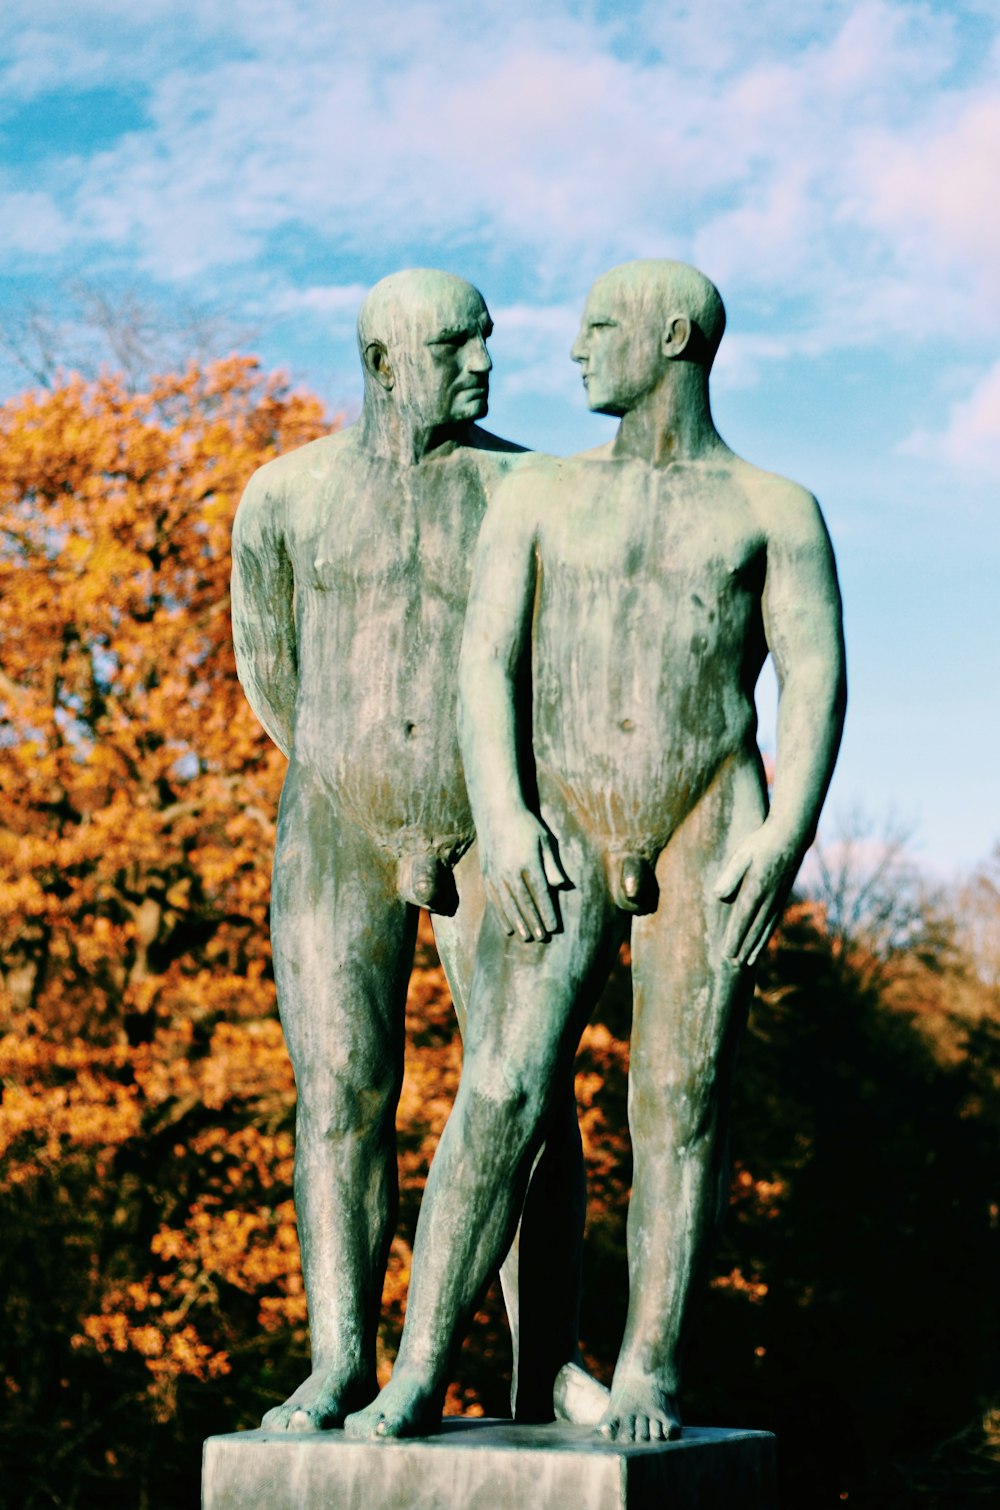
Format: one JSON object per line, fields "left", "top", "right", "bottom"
{"left": 661, "top": 315, "right": 692, "bottom": 360}
{"left": 363, "top": 340, "right": 394, "bottom": 391}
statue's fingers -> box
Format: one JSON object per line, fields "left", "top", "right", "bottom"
{"left": 511, "top": 867, "right": 550, "bottom": 941}
{"left": 721, "top": 882, "right": 759, "bottom": 961}
{"left": 746, "top": 909, "right": 780, "bottom": 968}
{"left": 487, "top": 879, "right": 516, "bottom": 936}
{"left": 746, "top": 881, "right": 791, "bottom": 966}
{"left": 523, "top": 859, "right": 558, "bottom": 938}
{"left": 502, "top": 879, "right": 535, "bottom": 943}
{"left": 540, "top": 833, "right": 570, "bottom": 891}
{"left": 714, "top": 845, "right": 752, "bottom": 901}
{"left": 734, "top": 891, "right": 776, "bottom": 967}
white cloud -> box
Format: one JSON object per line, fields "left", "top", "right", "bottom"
{"left": 850, "top": 95, "right": 1000, "bottom": 303}
{"left": 0, "top": 31, "right": 113, "bottom": 97}
{"left": 487, "top": 301, "right": 583, "bottom": 401}
{"left": 0, "top": 188, "right": 72, "bottom": 255}
{"left": 2, "top": 1, "right": 999, "bottom": 387}
{"left": 712, "top": 332, "right": 798, "bottom": 393}
{"left": 270, "top": 283, "right": 369, "bottom": 319}
{"left": 899, "top": 361, "right": 1000, "bottom": 474}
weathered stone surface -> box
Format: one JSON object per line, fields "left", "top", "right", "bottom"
{"left": 202, "top": 1420, "right": 776, "bottom": 1510}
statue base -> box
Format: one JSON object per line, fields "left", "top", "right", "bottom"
{"left": 202, "top": 1419, "right": 776, "bottom": 1509}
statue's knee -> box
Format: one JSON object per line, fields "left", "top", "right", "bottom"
{"left": 634, "top": 1069, "right": 719, "bottom": 1149}
{"left": 461, "top": 1060, "right": 547, "bottom": 1155}
{"left": 298, "top": 1065, "right": 397, "bottom": 1147}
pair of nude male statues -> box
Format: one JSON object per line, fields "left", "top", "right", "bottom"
{"left": 231, "top": 260, "right": 846, "bottom": 1445}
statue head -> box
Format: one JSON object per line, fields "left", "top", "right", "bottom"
{"left": 571, "top": 260, "right": 726, "bottom": 417}
{"left": 357, "top": 269, "right": 493, "bottom": 430}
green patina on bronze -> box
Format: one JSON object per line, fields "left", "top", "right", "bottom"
{"left": 346, "top": 259, "right": 846, "bottom": 1444}
{"left": 232, "top": 269, "right": 586, "bottom": 1434}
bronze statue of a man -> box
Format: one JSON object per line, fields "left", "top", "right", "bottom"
{"left": 347, "top": 259, "right": 846, "bottom": 1443}
{"left": 231, "top": 269, "right": 586, "bottom": 1431}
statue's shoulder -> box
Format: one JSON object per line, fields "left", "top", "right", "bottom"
{"left": 572, "top": 437, "right": 617, "bottom": 464}
{"left": 511, "top": 446, "right": 614, "bottom": 511}
{"left": 245, "top": 431, "right": 351, "bottom": 500}
{"left": 728, "top": 454, "right": 823, "bottom": 538}
{"left": 237, "top": 433, "right": 358, "bottom": 542}
{"left": 490, "top": 449, "right": 572, "bottom": 509}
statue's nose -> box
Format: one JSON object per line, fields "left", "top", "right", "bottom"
{"left": 467, "top": 335, "right": 492, "bottom": 373}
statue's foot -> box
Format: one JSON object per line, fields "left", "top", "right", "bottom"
{"left": 261, "top": 1367, "right": 376, "bottom": 1432}
{"left": 553, "top": 1361, "right": 611, "bottom": 1426}
{"left": 597, "top": 1375, "right": 682, "bottom": 1444}
{"left": 343, "top": 1368, "right": 443, "bottom": 1439}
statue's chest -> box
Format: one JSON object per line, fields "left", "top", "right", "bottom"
{"left": 292, "top": 464, "right": 486, "bottom": 603}
{"left": 542, "top": 476, "right": 759, "bottom": 611}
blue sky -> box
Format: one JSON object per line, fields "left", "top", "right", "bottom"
{"left": 1, "top": 0, "right": 997, "bottom": 875}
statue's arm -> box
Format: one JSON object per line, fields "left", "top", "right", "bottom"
{"left": 716, "top": 484, "right": 847, "bottom": 965}
{"left": 761, "top": 484, "right": 847, "bottom": 848}
{"left": 458, "top": 482, "right": 565, "bottom": 942}
{"left": 231, "top": 468, "right": 297, "bottom": 758}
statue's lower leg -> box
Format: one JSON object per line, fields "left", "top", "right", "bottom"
{"left": 344, "top": 1086, "right": 540, "bottom": 1438}
{"left": 507, "top": 1085, "right": 588, "bottom": 1422}
{"left": 264, "top": 777, "right": 415, "bottom": 1430}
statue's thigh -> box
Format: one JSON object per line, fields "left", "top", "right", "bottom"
{"left": 431, "top": 843, "right": 487, "bottom": 1035}
{"left": 270, "top": 763, "right": 416, "bottom": 1073}
{"left": 464, "top": 838, "right": 619, "bottom": 1094}
{"left": 630, "top": 765, "right": 763, "bottom": 1092}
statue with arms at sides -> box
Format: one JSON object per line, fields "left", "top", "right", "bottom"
{"left": 347, "top": 259, "right": 846, "bottom": 1444}
{"left": 231, "top": 269, "right": 588, "bottom": 1432}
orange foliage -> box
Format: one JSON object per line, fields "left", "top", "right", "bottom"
{"left": 0, "top": 362, "right": 328, "bottom": 1461}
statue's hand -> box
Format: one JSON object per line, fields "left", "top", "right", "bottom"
{"left": 481, "top": 810, "right": 568, "bottom": 943}
{"left": 714, "top": 824, "right": 801, "bottom": 968}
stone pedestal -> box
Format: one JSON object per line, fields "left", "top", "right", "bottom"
{"left": 202, "top": 1419, "right": 776, "bottom": 1509}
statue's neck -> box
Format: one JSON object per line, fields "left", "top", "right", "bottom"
{"left": 356, "top": 403, "right": 469, "bottom": 464}
{"left": 611, "top": 367, "right": 724, "bottom": 467}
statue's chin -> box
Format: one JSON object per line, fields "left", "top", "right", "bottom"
{"left": 453, "top": 396, "right": 488, "bottom": 421}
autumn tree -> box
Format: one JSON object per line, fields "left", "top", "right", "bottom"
{"left": 0, "top": 282, "right": 252, "bottom": 395}
{"left": 0, "top": 361, "right": 327, "bottom": 1507}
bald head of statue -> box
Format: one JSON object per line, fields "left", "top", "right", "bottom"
{"left": 571, "top": 259, "right": 726, "bottom": 418}
{"left": 357, "top": 269, "right": 494, "bottom": 432}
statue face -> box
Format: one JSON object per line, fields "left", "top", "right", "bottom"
{"left": 570, "top": 278, "right": 666, "bottom": 417}
{"left": 393, "top": 285, "right": 494, "bottom": 427}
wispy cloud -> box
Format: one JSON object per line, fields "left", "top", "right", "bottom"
{"left": 2, "top": 2, "right": 999, "bottom": 387}
{"left": 0, "top": 188, "right": 71, "bottom": 255}
{"left": 272, "top": 284, "right": 370, "bottom": 319}
{"left": 900, "top": 361, "right": 1000, "bottom": 475}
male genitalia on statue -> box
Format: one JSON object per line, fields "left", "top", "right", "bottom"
{"left": 231, "top": 270, "right": 589, "bottom": 1432}
{"left": 347, "top": 259, "right": 846, "bottom": 1443}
